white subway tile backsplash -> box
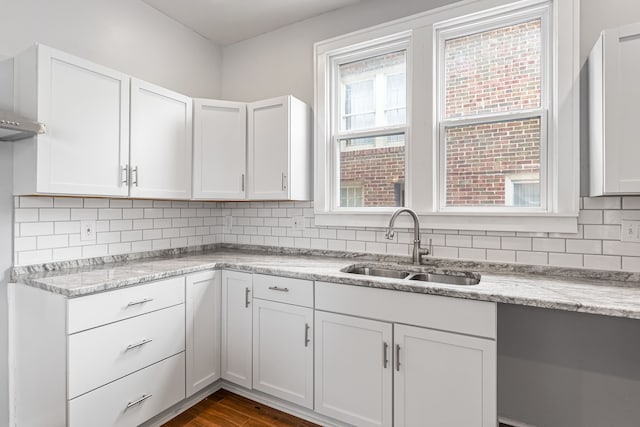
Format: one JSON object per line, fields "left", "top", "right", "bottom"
{"left": 97, "top": 232, "right": 120, "bottom": 244}
{"left": 55, "top": 222, "right": 80, "bottom": 235}
{"left": 20, "top": 196, "right": 53, "bottom": 208}
{"left": 532, "top": 238, "right": 565, "bottom": 253}
{"left": 71, "top": 209, "right": 98, "bottom": 220}
{"left": 21, "top": 222, "right": 54, "bottom": 237}
{"left": 583, "top": 197, "right": 621, "bottom": 210}
{"left": 37, "top": 235, "right": 68, "bottom": 249}
{"left": 53, "top": 197, "right": 84, "bottom": 208}
{"left": 549, "top": 253, "right": 583, "bottom": 268}
{"left": 15, "top": 209, "right": 39, "bottom": 222}
{"left": 84, "top": 198, "right": 110, "bottom": 208}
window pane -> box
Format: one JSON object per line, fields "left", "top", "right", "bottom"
{"left": 445, "top": 117, "right": 541, "bottom": 207}
{"left": 512, "top": 182, "right": 540, "bottom": 207}
{"left": 339, "top": 51, "right": 406, "bottom": 131}
{"left": 339, "top": 134, "right": 405, "bottom": 208}
{"left": 444, "top": 19, "right": 542, "bottom": 118}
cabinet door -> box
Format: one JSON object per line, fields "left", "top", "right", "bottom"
{"left": 130, "top": 79, "right": 192, "bottom": 199}
{"left": 186, "top": 270, "right": 221, "bottom": 397}
{"left": 602, "top": 24, "right": 640, "bottom": 194}
{"left": 252, "top": 299, "right": 313, "bottom": 409}
{"left": 221, "top": 270, "right": 253, "bottom": 388}
{"left": 394, "top": 324, "right": 496, "bottom": 427}
{"left": 315, "top": 311, "right": 392, "bottom": 427}
{"left": 247, "top": 96, "right": 289, "bottom": 200}
{"left": 26, "top": 45, "right": 130, "bottom": 196}
{"left": 193, "top": 99, "right": 247, "bottom": 200}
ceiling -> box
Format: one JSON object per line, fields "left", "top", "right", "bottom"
{"left": 142, "top": 0, "right": 364, "bottom": 46}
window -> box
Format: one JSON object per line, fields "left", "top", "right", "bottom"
{"left": 438, "top": 13, "right": 548, "bottom": 211}
{"left": 314, "top": 0, "right": 579, "bottom": 232}
{"left": 335, "top": 48, "right": 409, "bottom": 208}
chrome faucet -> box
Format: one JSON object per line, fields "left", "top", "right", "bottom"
{"left": 385, "top": 208, "right": 430, "bottom": 265}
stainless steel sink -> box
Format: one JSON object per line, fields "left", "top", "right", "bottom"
{"left": 345, "top": 266, "right": 411, "bottom": 280}
{"left": 408, "top": 272, "right": 480, "bottom": 286}
{"left": 341, "top": 264, "right": 480, "bottom": 286}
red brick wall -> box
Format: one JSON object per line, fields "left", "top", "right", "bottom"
{"left": 340, "top": 146, "right": 405, "bottom": 207}
{"left": 445, "top": 118, "right": 540, "bottom": 206}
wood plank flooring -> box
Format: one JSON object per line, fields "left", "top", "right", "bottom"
{"left": 162, "top": 390, "right": 320, "bottom": 427}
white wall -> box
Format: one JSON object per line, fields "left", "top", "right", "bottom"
{"left": 0, "top": 0, "right": 222, "bottom": 98}
{"left": 221, "top": 0, "right": 460, "bottom": 104}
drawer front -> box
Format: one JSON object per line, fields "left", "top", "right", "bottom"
{"left": 315, "top": 281, "right": 496, "bottom": 339}
{"left": 68, "top": 304, "right": 185, "bottom": 399}
{"left": 253, "top": 274, "right": 313, "bottom": 307}
{"left": 67, "top": 276, "right": 185, "bottom": 333}
{"left": 68, "top": 352, "right": 185, "bottom": 427}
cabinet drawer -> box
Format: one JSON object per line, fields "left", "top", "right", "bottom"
{"left": 67, "top": 276, "right": 185, "bottom": 333}
{"left": 68, "top": 304, "right": 185, "bottom": 399}
{"left": 253, "top": 274, "right": 313, "bottom": 307}
{"left": 68, "top": 352, "right": 185, "bottom": 427}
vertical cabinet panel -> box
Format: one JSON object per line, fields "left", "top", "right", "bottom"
{"left": 186, "top": 270, "right": 221, "bottom": 397}
{"left": 193, "top": 99, "right": 247, "bottom": 200}
{"left": 14, "top": 44, "right": 130, "bottom": 196}
{"left": 590, "top": 24, "right": 640, "bottom": 195}
{"left": 130, "top": 79, "right": 192, "bottom": 199}
{"left": 248, "top": 97, "right": 289, "bottom": 200}
{"left": 252, "top": 299, "right": 314, "bottom": 409}
{"left": 314, "top": 311, "right": 392, "bottom": 427}
{"left": 221, "top": 270, "right": 253, "bottom": 388}
{"left": 393, "top": 324, "right": 496, "bottom": 427}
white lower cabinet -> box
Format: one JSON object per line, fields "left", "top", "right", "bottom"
{"left": 314, "top": 311, "right": 393, "bottom": 427}
{"left": 186, "top": 270, "right": 221, "bottom": 397}
{"left": 68, "top": 353, "right": 186, "bottom": 427}
{"left": 252, "top": 298, "right": 314, "bottom": 408}
{"left": 394, "top": 324, "right": 497, "bottom": 427}
{"left": 221, "top": 270, "right": 253, "bottom": 388}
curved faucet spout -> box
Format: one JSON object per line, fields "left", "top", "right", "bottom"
{"left": 385, "top": 208, "right": 430, "bottom": 265}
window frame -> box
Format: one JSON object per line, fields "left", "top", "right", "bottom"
{"left": 313, "top": 0, "right": 580, "bottom": 232}
{"left": 436, "top": 6, "right": 551, "bottom": 213}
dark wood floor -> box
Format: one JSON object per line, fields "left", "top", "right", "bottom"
{"left": 162, "top": 390, "right": 320, "bottom": 427}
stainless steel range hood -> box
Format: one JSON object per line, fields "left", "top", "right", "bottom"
{"left": 0, "top": 110, "right": 45, "bottom": 141}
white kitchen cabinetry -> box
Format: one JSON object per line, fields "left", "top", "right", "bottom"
{"left": 252, "top": 274, "right": 314, "bottom": 409}
{"left": 590, "top": 23, "right": 640, "bottom": 196}
{"left": 221, "top": 270, "right": 253, "bottom": 388}
{"left": 193, "top": 99, "right": 247, "bottom": 200}
{"left": 10, "top": 276, "right": 186, "bottom": 427}
{"left": 314, "top": 311, "right": 392, "bottom": 427}
{"left": 247, "top": 95, "right": 312, "bottom": 200}
{"left": 394, "top": 324, "right": 496, "bottom": 427}
{"left": 13, "top": 44, "right": 130, "bottom": 197}
{"left": 315, "top": 281, "right": 497, "bottom": 427}
{"left": 186, "top": 271, "right": 221, "bottom": 397}
{"left": 130, "top": 79, "right": 193, "bottom": 199}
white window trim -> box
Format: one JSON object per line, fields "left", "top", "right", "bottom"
{"left": 314, "top": 0, "right": 579, "bottom": 233}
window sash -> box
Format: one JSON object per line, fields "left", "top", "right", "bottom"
{"left": 438, "top": 110, "right": 548, "bottom": 213}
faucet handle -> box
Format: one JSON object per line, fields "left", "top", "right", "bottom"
{"left": 385, "top": 229, "right": 395, "bottom": 240}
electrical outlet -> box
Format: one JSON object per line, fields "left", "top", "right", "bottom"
{"left": 223, "top": 216, "right": 233, "bottom": 233}
{"left": 292, "top": 216, "right": 305, "bottom": 231}
{"left": 80, "top": 220, "right": 96, "bottom": 241}
{"left": 621, "top": 220, "right": 640, "bottom": 242}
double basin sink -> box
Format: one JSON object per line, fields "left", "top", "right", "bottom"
{"left": 342, "top": 264, "right": 481, "bottom": 286}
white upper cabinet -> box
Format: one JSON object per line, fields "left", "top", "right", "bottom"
{"left": 130, "top": 79, "right": 193, "bottom": 199}
{"left": 247, "top": 95, "right": 312, "bottom": 200}
{"left": 193, "top": 99, "right": 246, "bottom": 200}
{"left": 590, "top": 23, "right": 640, "bottom": 196}
{"left": 13, "top": 44, "right": 130, "bottom": 197}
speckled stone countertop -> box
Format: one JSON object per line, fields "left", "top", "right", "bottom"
{"left": 11, "top": 245, "right": 640, "bottom": 320}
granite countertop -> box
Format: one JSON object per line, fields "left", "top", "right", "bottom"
{"left": 11, "top": 246, "right": 640, "bottom": 320}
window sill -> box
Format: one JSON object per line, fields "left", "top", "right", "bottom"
{"left": 314, "top": 211, "right": 578, "bottom": 233}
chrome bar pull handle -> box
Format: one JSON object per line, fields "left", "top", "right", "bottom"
{"left": 126, "top": 338, "right": 153, "bottom": 351}
{"left": 132, "top": 166, "right": 139, "bottom": 187}
{"left": 241, "top": 173, "right": 245, "bottom": 192}
{"left": 125, "top": 394, "right": 152, "bottom": 410}
{"left": 383, "top": 342, "right": 389, "bottom": 368}
{"left": 396, "top": 344, "right": 401, "bottom": 372}
{"left": 304, "top": 323, "right": 310, "bottom": 347}
{"left": 282, "top": 172, "right": 287, "bottom": 191}
{"left": 268, "top": 286, "right": 289, "bottom": 292}
{"left": 245, "top": 287, "right": 251, "bottom": 308}
{"left": 127, "top": 298, "right": 153, "bottom": 307}
{"left": 121, "top": 164, "right": 129, "bottom": 185}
